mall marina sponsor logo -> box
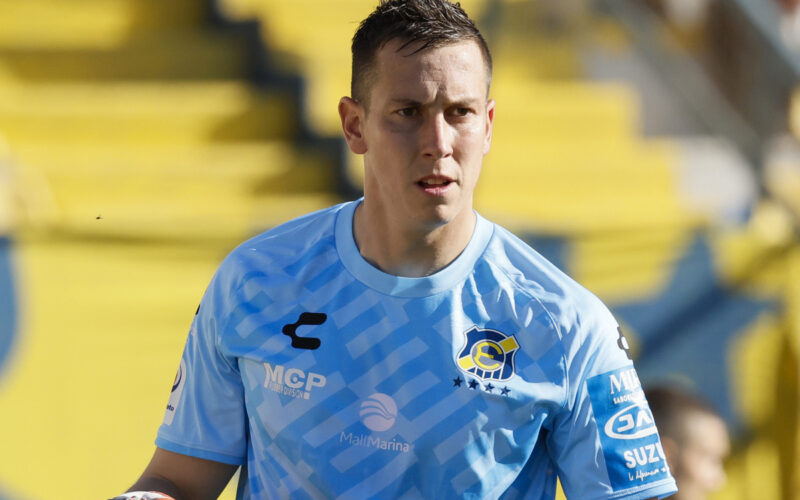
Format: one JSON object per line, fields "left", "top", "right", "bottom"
{"left": 263, "top": 362, "right": 327, "bottom": 400}
{"left": 339, "top": 393, "right": 412, "bottom": 453}
{"left": 360, "top": 393, "right": 397, "bottom": 431}
{"left": 339, "top": 432, "right": 411, "bottom": 453}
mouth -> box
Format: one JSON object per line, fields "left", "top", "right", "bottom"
{"left": 416, "top": 175, "right": 455, "bottom": 193}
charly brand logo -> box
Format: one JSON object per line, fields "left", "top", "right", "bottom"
{"left": 360, "top": 393, "right": 397, "bottom": 431}
{"left": 339, "top": 393, "right": 411, "bottom": 453}
{"left": 164, "top": 358, "right": 187, "bottom": 425}
{"left": 282, "top": 312, "right": 327, "bottom": 350}
{"left": 457, "top": 327, "right": 519, "bottom": 381}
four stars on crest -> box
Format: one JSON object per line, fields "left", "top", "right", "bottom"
{"left": 452, "top": 376, "right": 511, "bottom": 397}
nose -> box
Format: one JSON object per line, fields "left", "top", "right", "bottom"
{"left": 420, "top": 112, "right": 453, "bottom": 160}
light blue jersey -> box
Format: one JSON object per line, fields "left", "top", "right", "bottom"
{"left": 157, "top": 200, "right": 677, "bottom": 499}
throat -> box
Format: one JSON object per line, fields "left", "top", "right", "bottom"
{"left": 352, "top": 203, "right": 476, "bottom": 277}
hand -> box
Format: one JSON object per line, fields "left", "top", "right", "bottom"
{"left": 108, "top": 492, "right": 176, "bottom": 500}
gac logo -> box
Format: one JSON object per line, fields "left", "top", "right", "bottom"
{"left": 604, "top": 403, "right": 657, "bottom": 440}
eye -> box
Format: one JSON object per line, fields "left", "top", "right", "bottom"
{"left": 453, "top": 107, "right": 473, "bottom": 117}
{"left": 396, "top": 107, "right": 418, "bottom": 117}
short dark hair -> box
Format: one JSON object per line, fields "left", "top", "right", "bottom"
{"left": 645, "top": 386, "right": 722, "bottom": 443}
{"left": 350, "top": 0, "right": 492, "bottom": 106}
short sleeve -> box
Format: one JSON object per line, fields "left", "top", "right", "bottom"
{"left": 155, "top": 266, "right": 247, "bottom": 466}
{"left": 547, "top": 298, "right": 677, "bottom": 499}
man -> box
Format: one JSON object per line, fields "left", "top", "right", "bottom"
{"left": 645, "top": 386, "right": 730, "bottom": 500}
{"left": 113, "top": 0, "right": 678, "bottom": 498}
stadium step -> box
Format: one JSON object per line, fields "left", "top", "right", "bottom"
{"left": 0, "top": 82, "right": 295, "bottom": 143}
{"left": 0, "top": 30, "right": 250, "bottom": 82}
{"left": 0, "top": 0, "right": 335, "bottom": 242}
{"left": 490, "top": 80, "right": 640, "bottom": 139}
{"left": 11, "top": 142, "right": 337, "bottom": 240}
{"left": 0, "top": 0, "right": 208, "bottom": 50}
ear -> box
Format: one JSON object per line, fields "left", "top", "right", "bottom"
{"left": 483, "top": 98, "right": 495, "bottom": 155}
{"left": 339, "top": 97, "right": 367, "bottom": 155}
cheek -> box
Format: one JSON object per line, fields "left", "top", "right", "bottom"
{"left": 371, "top": 127, "right": 417, "bottom": 157}
{"left": 682, "top": 451, "right": 719, "bottom": 487}
{"left": 699, "top": 455, "right": 726, "bottom": 487}
{"left": 454, "top": 128, "right": 488, "bottom": 170}
{"left": 456, "top": 122, "right": 489, "bottom": 153}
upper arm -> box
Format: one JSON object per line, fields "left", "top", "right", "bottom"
{"left": 132, "top": 447, "right": 238, "bottom": 500}
{"left": 155, "top": 267, "right": 248, "bottom": 466}
{"left": 548, "top": 301, "right": 677, "bottom": 499}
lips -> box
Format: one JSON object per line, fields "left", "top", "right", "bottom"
{"left": 417, "top": 175, "right": 454, "bottom": 188}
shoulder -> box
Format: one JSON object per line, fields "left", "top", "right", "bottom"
{"left": 211, "top": 201, "right": 350, "bottom": 292}
{"left": 481, "top": 222, "right": 614, "bottom": 335}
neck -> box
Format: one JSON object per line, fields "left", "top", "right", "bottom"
{"left": 352, "top": 200, "right": 476, "bottom": 278}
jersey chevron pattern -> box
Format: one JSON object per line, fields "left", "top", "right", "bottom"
{"left": 156, "top": 200, "right": 677, "bottom": 500}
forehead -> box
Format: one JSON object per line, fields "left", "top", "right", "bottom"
{"left": 370, "top": 39, "right": 488, "bottom": 102}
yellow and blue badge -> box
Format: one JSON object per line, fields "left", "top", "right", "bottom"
{"left": 457, "top": 326, "right": 519, "bottom": 381}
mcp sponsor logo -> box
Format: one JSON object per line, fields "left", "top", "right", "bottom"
{"left": 263, "top": 363, "right": 326, "bottom": 400}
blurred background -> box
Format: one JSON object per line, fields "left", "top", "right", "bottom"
{"left": 0, "top": 0, "right": 798, "bottom": 498}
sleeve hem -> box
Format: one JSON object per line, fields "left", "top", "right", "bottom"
{"left": 604, "top": 478, "right": 678, "bottom": 499}
{"left": 155, "top": 436, "right": 246, "bottom": 466}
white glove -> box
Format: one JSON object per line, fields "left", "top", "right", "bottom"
{"left": 108, "top": 492, "right": 175, "bottom": 500}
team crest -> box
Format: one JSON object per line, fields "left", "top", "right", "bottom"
{"left": 457, "top": 327, "right": 519, "bottom": 381}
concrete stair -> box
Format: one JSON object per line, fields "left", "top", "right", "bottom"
{"left": 0, "top": 2, "right": 337, "bottom": 242}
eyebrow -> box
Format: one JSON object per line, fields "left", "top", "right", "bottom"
{"left": 388, "top": 98, "right": 423, "bottom": 107}
{"left": 387, "top": 96, "right": 483, "bottom": 107}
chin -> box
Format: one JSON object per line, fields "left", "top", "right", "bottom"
{"left": 416, "top": 203, "right": 464, "bottom": 228}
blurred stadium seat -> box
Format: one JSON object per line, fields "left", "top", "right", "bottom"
{"left": 0, "top": 1, "right": 337, "bottom": 498}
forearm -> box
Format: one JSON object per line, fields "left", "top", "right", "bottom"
{"left": 125, "top": 476, "right": 184, "bottom": 500}
{"left": 120, "top": 447, "right": 238, "bottom": 500}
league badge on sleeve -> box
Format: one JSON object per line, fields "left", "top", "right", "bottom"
{"left": 163, "top": 358, "right": 187, "bottom": 426}
{"left": 587, "top": 366, "right": 671, "bottom": 491}
{"left": 457, "top": 326, "right": 519, "bottom": 381}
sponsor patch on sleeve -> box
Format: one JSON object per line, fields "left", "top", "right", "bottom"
{"left": 587, "top": 366, "right": 671, "bottom": 491}
{"left": 163, "top": 358, "right": 187, "bottom": 426}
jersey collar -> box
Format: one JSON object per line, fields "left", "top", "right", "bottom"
{"left": 335, "top": 198, "right": 493, "bottom": 297}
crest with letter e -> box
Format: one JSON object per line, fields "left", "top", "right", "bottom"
{"left": 457, "top": 326, "right": 519, "bottom": 381}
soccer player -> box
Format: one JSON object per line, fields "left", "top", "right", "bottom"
{"left": 645, "top": 386, "right": 730, "bottom": 500}
{"left": 113, "top": 0, "right": 678, "bottom": 498}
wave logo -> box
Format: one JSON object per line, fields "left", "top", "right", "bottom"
{"left": 604, "top": 403, "right": 658, "bottom": 440}
{"left": 360, "top": 393, "right": 397, "bottom": 432}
